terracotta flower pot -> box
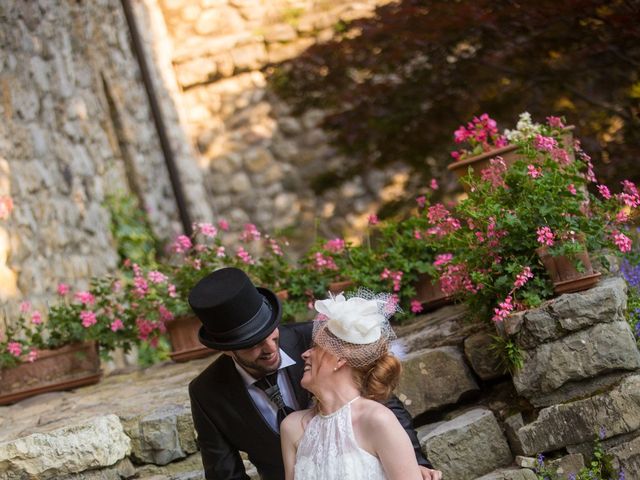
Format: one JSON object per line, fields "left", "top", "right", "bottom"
{"left": 447, "top": 144, "right": 520, "bottom": 182}
{"left": 0, "top": 341, "right": 102, "bottom": 405}
{"left": 328, "top": 280, "right": 354, "bottom": 295}
{"left": 165, "top": 315, "right": 217, "bottom": 363}
{"left": 412, "top": 273, "right": 454, "bottom": 311}
{"left": 536, "top": 245, "right": 601, "bottom": 294}
{"left": 448, "top": 126, "right": 575, "bottom": 188}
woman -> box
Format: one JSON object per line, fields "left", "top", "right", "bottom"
{"left": 280, "top": 290, "right": 424, "bottom": 480}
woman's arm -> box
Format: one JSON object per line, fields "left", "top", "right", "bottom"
{"left": 280, "top": 411, "right": 306, "bottom": 480}
{"left": 368, "top": 407, "right": 423, "bottom": 480}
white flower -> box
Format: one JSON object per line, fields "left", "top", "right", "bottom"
{"left": 314, "top": 294, "right": 385, "bottom": 344}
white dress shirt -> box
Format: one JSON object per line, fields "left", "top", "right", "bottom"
{"left": 234, "top": 348, "right": 300, "bottom": 432}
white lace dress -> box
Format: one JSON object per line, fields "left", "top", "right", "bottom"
{"left": 294, "top": 396, "right": 388, "bottom": 480}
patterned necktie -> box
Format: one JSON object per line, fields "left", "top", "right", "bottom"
{"left": 254, "top": 370, "right": 294, "bottom": 426}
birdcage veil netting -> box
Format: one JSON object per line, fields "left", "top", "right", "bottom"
{"left": 312, "top": 288, "right": 400, "bottom": 368}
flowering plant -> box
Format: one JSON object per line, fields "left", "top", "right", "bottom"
{"left": 299, "top": 180, "right": 448, "bottom": 318}
{"left": 143, "top": 220, "right": 296, "bottom": 322}
{"left": 0, "top": 276, "right": 143, "bottom": 368}
{"left": 450, "top": 113, "right": 509, "bottom": 161}
{"left": 439, "top": 115, "right": 639, "bottom": 326}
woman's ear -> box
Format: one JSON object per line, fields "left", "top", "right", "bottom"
{"left": 335, "top": 358, "right": 348, "bottom": 371}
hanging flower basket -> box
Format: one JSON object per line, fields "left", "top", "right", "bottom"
{"left": 412, "top": 273, "right": 454, "bottom": 311}
{"left": 0, "top": 341, "right": 101, "bottom": 405}
{"left": 165, "top": 315, "right": 217, "bottom": 363}
{"left": 536, "top": 246, "right": 601, "bottom": 294}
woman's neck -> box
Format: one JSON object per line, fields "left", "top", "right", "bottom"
{"left": 313, "top": 374, "right": 361, "bottom": 415}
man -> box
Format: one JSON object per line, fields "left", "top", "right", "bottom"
{"left": 188, "top": 267, "right": 442, "bottom": 480}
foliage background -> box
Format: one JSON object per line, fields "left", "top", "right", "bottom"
{"left": 267, "top": 0, "right": 640, "bottom": 203}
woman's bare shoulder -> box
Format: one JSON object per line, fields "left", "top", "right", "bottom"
{"left": 354, "top": 398, "right": 397, "bottom": 427}
{"left": 281, "top": 408, "right": 315, "bottom": 442}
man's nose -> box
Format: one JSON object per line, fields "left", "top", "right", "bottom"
{"left": 261, "top": 337, "right": 278, "bottom": 354}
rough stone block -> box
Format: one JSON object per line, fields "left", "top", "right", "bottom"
{"left": 464, "top": 331, "right": 505, "bottom": 381}
{"left": 122, "top": 405, "right": 193, "bottom": 466}
{"left": 607, "top": 433, "right": 640, "bottom": 479}
{"left": 513, "top": 375, "right": 640, "bottom": 455}
{"left": 546, "top": 453, "right": 584, "bottom": 478}
{"left": 396, "top": 346, "right": 479, "bottom": 416}
{"left": 0, "top": 415, "right": 130, "bottom": 480}
{"left": 512, "top": 321, "right": 640, "bottom": 402}
{"left": 474, "top": 467, "right": 537, "bottom": 480}
{"left": 417, "top": 408, "right": 512, "bottom": 480}
{"left": 550, "top": 277, "right": 627, "bottom": 331}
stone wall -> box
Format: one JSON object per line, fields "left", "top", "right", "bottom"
{"left": 0, "top": 0, "right": 160, "bottom": 318}
{"left": 0, "top": 0, "right": 210, "bottom": 326}
{"left": 1, "top": 276, "right": 638, "bottom": 480}
{"left": 156, "top": 0, "right": 403, "bottom": 242}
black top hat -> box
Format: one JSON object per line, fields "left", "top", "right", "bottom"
{"left": 188, "top": 267, "right": 281, "bottom": 350}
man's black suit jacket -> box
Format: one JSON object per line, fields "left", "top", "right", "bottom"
{"left": 189, "top": 322, "right": 431, "bottom": 480}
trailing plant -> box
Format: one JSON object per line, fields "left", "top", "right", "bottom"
{"left": 534, "top": 431, "right": 621, "bottom": 480}
{"left": 438, "top": 115, "right": 639, "bottom": 326}
{"left": 105, "top": 191, "right": 158, "bottom": 268}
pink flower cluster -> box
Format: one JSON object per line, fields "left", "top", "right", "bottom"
{"left": 314, "top": 252, "right": 338, "bottom": 271}
{"left": 80, "top": 310, "right": 97, "bottom": 328}
{"left": 236, "top": 246, "right": 255, "bottom": 265}
{"left": 617, "top": 180, "right": 640, "bottom": 208}
{"left": 136, "top": 317, "right": 166, "bottom": 344}
{"left": 536, "top": 226, "right": 555, "bottom": 246}
{"left": 451, "top": 114, "right": 508, "bottom": 160}
{"left": 324, "top": 238, "right": 346, "bottom": 253}
{"left": 492, "top": 295, "right": 514, "bottom": 323}
{"left": 480, "top": 157, "right": 508, "bottom": 189}
{"left": 439, "top": 264, "right": 478, "bottom": 296}
{"left": 241, "top": 223, "right": 261, "bottom": 242}
{"left": 612, "top": 231, "right": 632, "bottom": 253}
{"left": 514, "top": 267, "right": 534, "bottom": 288}
{"left": 172, "top": 235, "right": 192, "bottom": 253}
{"left": 410, "top": 300, "right": 423, "bottom": 314}
{"left": 527, "top": 164, "right": 542, "bottom": 179}
{"left": 426, "top": 204, "right": 461, "bottom": 237}
{"left": 380, "top": 268, "right": 403, "bottom": 292}
{"left": 196, "top": 222, "right": 218, "bottom": 238}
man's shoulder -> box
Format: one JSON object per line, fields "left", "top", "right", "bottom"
{"left": 189, "top": 354, "right": 233, "bottom": 394}
{"left": 279, "top": 322, "right": 313, "bottom": 357}
{"left": 280, "top": 321, "right": 312, "bottom": 342}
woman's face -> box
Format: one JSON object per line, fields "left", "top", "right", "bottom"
{"left": 300, "top": 344, "right": 336, "bottom": 392}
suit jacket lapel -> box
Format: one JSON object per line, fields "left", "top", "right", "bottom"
{"left": 221, "top": 356, "right": 280, "bottom": 440}
{"left": 281, "top": 331, "right": 312, "bottom": 409}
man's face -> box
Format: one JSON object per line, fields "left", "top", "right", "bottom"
{"left": 226, "top": 328, "right": 281, "bottom": 378}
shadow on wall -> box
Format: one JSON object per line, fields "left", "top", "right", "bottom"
{"left": 265, "top": 0, "right": 640, "bottom": 204}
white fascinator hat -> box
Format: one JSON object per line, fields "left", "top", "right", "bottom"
{"left": 312, "top": 288, "right": 399, "bottom": 368}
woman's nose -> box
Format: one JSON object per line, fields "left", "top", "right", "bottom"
{"left": 301, "top": 348, "right": 311, "bottom": 360}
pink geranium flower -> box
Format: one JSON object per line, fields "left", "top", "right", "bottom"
{"left": 368, "top": 214, "right": 379, "bottom": 226}
{"left": 57, "top": 283, "right": 70, "bottom": 295}
{"left": 410, "top": 300, "right": 423, "bottom": 314}
{"left": 612, "top": 231, "right": 632, "bottom": 253}
{"left": 31, "top": 311, "right": 42, "bottom": 325}
{"left": 172, "top": 235, "right": 192, "bottom": 253}
{"left": 80, "top": 310, "right": 97, "bottom": 328}
{"left": 536, "top": 226, "right": 555, "bottom": 246}
{"left": 110, "top": 319, "right": 124, "bottom": 332}
{"left": 7, "top": 342, "right": 22, "bottom": 357}
{"left": 75, "top": 291, "right": 96, "bottom": 305}
{"left": 567, "top": 184, "right": 577, "bottom": 195}
{"left": 217, "top": 219, "right": 229, "bottom": 231}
